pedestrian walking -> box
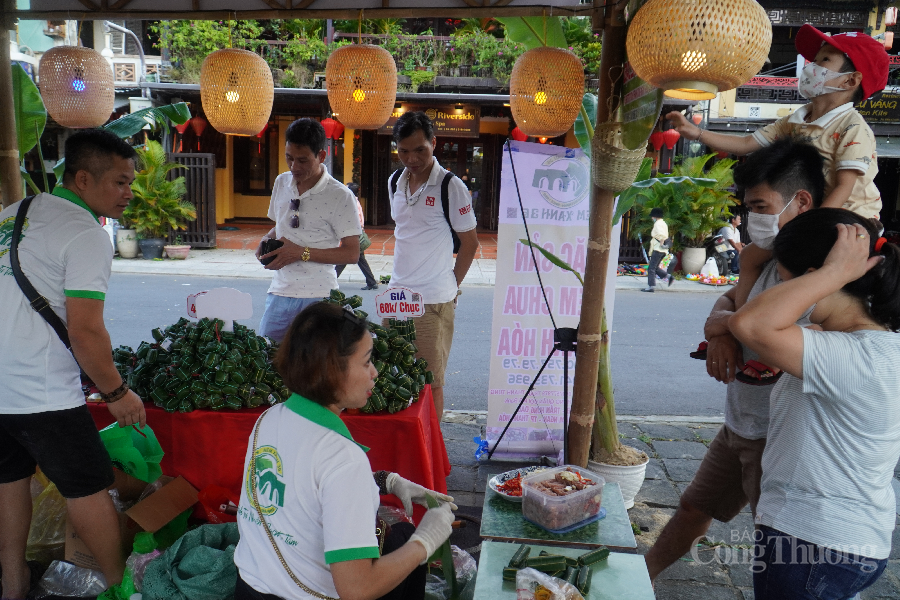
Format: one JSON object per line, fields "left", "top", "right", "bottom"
{"left": 718, "top": 214, "right": 743, "bottom": 274}
{"left": 642, "top": 207, "right": 674, "bottom": 292}
{"left": 0, "top": 129, "right": 146, "bottom": 598}
{"left": 256, "top": 118, "right": 361, "bottom": 342}
{"left": 335, "top": 182, "right": 379, "bottom": 290}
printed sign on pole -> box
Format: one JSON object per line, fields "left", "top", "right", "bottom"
{"left": 375, "top": 287, "right": 425, "bottom": 320}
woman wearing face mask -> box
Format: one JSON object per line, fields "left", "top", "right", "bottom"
{"left": 233, "top": 302, "right": 455, "bottom": 600}
{"left": 665, "top": 25, "right": 887, "bottom": 218}
{"left": 729, "top": 209, "right": 900, "bottom": 600}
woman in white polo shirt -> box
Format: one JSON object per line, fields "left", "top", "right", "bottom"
{"left": 730, "top": 209, "right": 900, "bottom": 600}
{"left": 234, "top": 303, "right": 455, "bottom": 600}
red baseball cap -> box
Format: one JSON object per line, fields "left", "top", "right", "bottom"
{"left": 795, "top": 24, "right": 889, "bottom": 100}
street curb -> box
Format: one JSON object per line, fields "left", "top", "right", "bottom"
{"left": 440, "top": 410, "right": 725, "bottom": 425}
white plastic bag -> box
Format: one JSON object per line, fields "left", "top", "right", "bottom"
{"left": 515, "top": 567, "right": 584, "bottom": 600}
{"left": 699, "top": 257, "right": 719, "bottom": 277}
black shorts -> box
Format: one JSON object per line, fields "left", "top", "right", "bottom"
{"left": 0, "top": 405, "right": 114, "bottom": 498}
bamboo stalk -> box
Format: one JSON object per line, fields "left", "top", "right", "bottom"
{"left": 0, "top": 3, "right": 25, "bottom": 207}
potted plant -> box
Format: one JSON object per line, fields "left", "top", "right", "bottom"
{"left": 116, "top": 214, "right": 139, "bottom": 259}
{"left": 614, "top": 153, "right": 738, "bottom": 274}
{"left": 123, "top": 140, "right": 196, "bottom": 260}
{"left": 164, "top": 235, "right": 191, "bottom": 260}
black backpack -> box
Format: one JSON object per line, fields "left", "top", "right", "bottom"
{"left": 390, "top": 169, "right": 462, "bottom": 253}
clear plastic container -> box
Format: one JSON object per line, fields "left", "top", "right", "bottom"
{"left": 521, "top": 465, "right": 605, "bottom": 532}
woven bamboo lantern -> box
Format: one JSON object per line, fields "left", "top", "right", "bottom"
{"left": 38, "top": 46, "right": 114, "bottom": 128}
{"left": 326, "top": 45, "right": 397, "bottom": 130}
{"left": 200, "top": 49, "right": 274, "bottom": 136}
{"left": 626, "top": 0, "right": 772, "bottom": 100}
{"left": 510, "top": 47, "right": 584, "bottom": 138}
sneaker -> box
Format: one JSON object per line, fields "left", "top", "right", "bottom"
{"left": 641, "top": 287, "right": 655, "bottom": 292}
{"left": 667, "top": 274, "right": 675, "bottom": 287}
{"left": 361, "top": 284, "right": 379, "bottom": 290}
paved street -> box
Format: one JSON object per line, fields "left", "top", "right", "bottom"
{"left": 105, "top": 273, "right": 728, "bottom": 417}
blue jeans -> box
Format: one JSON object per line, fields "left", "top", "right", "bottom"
{"left": 647, "top": 250, "right": 668, "bottom": 287}
{"left": 753, "top": 525, "right": 887, "bottom": 600}
{"left": 728, "top": 250, "right": 740, "bottom": 274}
{"left": 258, "top": 294, "right": 320, "bottom": 342}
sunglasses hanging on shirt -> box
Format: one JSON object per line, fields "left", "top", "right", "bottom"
{"left": 289, "top": 198, "right": 300, "bottom": 228}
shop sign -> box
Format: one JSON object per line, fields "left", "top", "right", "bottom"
{"left": 375, "top": 287, "right": 425, "bottom": 319}
{"left": 379, "top": 104, "right": 480, "bottom": 138}
{"left": 856, "top": 88, "right": 900, "bottom": 124}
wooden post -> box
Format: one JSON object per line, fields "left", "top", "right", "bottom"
{"left": 0, "top": 0, "right": 23, "bottom": 207}
{"left": 567, "top": 2, "right": 628, "bottom": 467}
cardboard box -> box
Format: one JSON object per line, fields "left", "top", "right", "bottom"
{"left": 65, "top": 475, "right": 198, "bottom": 570}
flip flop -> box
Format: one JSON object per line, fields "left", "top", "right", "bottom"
{"left": 689, "top": 341, "right": 708, "bottom": 360}
{"left": 735, "top": 360, "right": 783, "bottom": 386}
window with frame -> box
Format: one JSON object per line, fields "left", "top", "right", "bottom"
{"left": 233, "top": 124, "right": 279, "bottom": 195}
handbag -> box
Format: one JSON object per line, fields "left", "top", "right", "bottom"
{"left": 249, "top": 410, "right": 388, "bottom": 600}
{"left": 359, "top": 231, "right": 372, "bottom": 253}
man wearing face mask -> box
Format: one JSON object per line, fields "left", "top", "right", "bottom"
{"left": 666, "top": 25, "right": 887, "bottom": 219}
{"left": 645, "top": 139, "right": 826, "bottom": 583}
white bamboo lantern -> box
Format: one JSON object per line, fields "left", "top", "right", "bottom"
{"left": 38, "top": 46, "right": 115, "bottom": 128}
{"left": 325, "top": 44, "right": 398, "bottom": 130}
{"left": 509, "top": 47, "right": 585, "bottom": 138}
{"left": 200, "top": 49, "right": 274, "bottom": 136}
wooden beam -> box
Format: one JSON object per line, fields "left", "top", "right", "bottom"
{"left": 0, "top": 0, "right": 24, "bottom": 207}
{"left": 76, "top": 0, "right": 101, "bottom": 9}
{"left": 111, "top": 0, "right": 136, "bottom": 10}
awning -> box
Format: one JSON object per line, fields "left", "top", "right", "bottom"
{"left": 876, "top": 137, "right": 900, "bottom": 159}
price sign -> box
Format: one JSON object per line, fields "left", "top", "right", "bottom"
{"left": 186, "top": 287, "right": 253, "bottom": 331}
{"left": 375, "top": 287, "right": 425, "bottom": 320}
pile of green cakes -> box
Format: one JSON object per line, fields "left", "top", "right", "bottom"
{"left": 112, "top": 317, "right": 287, "bottom": 413}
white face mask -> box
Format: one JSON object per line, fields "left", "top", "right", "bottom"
{"left": 746, "top": 194, "right": 796, "bottom": 250}
{"left": 798, "top": 62, "right": 847, "bottom": 99}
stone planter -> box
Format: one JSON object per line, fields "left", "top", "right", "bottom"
{"left": 164, "top": 244, "right": 191, "bottom": 260}
{"left": 116, "top": 229, "right": 139, "bottom": 258}
{"left": 681, "top": 247, "right": 707, "bottom": 274}
{"left": 138, "top": 238, "right": 166, "bottom": 260}
{"left": 588, "top": 452, "right": 649, "bottom": 510}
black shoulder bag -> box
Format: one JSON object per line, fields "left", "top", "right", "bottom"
{"left": 10, "top": 195, "right": 73, "bottom": 350}
{"left": 390, "top": 169, "right": 462, "bottom": 253}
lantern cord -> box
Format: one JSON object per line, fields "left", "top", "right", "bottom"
{"left": 358, "top": 10, "right": 363, "bottom": 44}
{"left": 228, "top": 16, "right": 233, "bottom": 48}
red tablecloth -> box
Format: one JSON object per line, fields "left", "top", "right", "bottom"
{"left": 88, "top": 386, "right": 450, "bottom": 517}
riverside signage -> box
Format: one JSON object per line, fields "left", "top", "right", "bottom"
{"left": 379, "top": 103, "right": 480, "bottom": 138}
{"left": 486, "top": 141, "right": 621, "bottom": 458}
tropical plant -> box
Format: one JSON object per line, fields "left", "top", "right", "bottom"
{"left": 149, "top": 20, "right": 264, "bottom": 83}
{"left": 562, "top": 16, "right": 594, "bottom": 46}
{"left": 11, "top": 64, "right": 48, "bottom": 195}
{"left": 124, "top": 141, "right": 196, "bottom": 239}
{"left": 401, "top": 70, "right": 437, "bottom": 93}
{"left": 615, "top": 154, "right": 738, "bottom": 249}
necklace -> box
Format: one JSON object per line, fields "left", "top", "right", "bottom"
{"left": 841, "top": 322, "right": 879, "bottom": 333}
{"left": 405, "top": 174, "right": 428, "bottom": 206}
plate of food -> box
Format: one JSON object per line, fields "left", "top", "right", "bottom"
{"left": 488, "top": 466, "right": 549, "bottom": 502}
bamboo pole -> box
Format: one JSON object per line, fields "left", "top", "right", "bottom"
{"left": 567, "top": 1, "right": 628, "bottom": 467}
{"left": 0, "top": 0, "right": 23, "bottom": 207}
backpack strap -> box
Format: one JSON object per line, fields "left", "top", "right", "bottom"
{"left": 440, "top": 171, "right": 455, "bottom": 230}
{"left": 389, "top": 169, "right": 403, "bottom": 196}
{"left": 9, "top": 195, "right": 72, "bottom": 350}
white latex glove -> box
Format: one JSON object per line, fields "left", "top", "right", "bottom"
{"left": 408, "top": 502, "right": 454, "bottom": 564}
{"left": 386, "top": 472, "right": 457, "bottom": 516}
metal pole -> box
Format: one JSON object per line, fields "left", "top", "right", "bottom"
{"left": 0, "top": 0, "right": 24, "bottom": 207}
{"left": 105, "top": 21, "right": 149, "bottom": 98}
{"left": 567, "top": 0, "right": 628, "bottom": 467}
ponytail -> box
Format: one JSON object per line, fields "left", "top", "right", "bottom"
{"left": 867, "top": 240, "right": 900, "bottom": 332}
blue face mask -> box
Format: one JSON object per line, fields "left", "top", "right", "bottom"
{"left": 746, "top": 194, "right": 796, "bottom": 250}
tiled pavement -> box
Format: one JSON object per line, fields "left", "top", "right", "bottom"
{"left": 439, "top": 414, "right": 900, "bottom": 600}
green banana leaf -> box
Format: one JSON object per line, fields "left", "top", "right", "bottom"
{"left": 519, "top": 238, "right": 584, "bottom": 286}
{"left": 574, "top": 93, "right": 598, "bottom": 157}
{"left": 425, "top": 494, "right": 458, "bottom": 600}
{"left": 495, "top": 17, "right": 567, "bottom": 49}
{"left": 53, "top": 102, "right": 192, "bottom": 181}
{"left": 613, "top": 175, "right": 717, "bottom": 225}
{"left": 12, "top": 64, "right": 47, "bottom": 158}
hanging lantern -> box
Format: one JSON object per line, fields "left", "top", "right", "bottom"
{"left": 256, "top": 123, "right": 269, "bottom": 153}
{"left": 626, "top": 0, "right": 772, "bottom": 100}
{"left": 326, "top": 44, "right": 397, "bottom": 130}
{"left": 662, "top": 129, "right": 681, "bottom": 150}
{"left": 510, "top": 126, "right": 528, "bottom": 142}
{"left": 200, "top": 48, "right": 274, "bottom": 136}
{"left": 38, "top": 46, "right": 115, "bottom": 128}
{"left": 190, "top": 114, "right": 207, "bottom": 137}
{"left": 538, "top": 137, "right": 549, "bottom": 144}
{"left": 649, "top": 131, "right": 665, "bottom": 151}
{"left": 331, "top": 120, "right": 345, "bottom": 140}
{"left": 174, "top": 120, "right": 192, "bottom": 135}
{"left": 509, "top": 47, "right": 585, "bottom": 138}
{"left": 691, "top": 114, "right": 703, "bottom": 125}
{"left": 887, "top": 7, "right": 898, "bottom": 27}
{"left": 321, "top": 117, "right": 337, "bottom": 139}
{"left": 716, "top": 150, "right": 730, "bottom": 159}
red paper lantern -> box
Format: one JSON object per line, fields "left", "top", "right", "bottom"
{"left": 649, "top": 131, "right": 665, "bottom": 151}
{"left": 716, "top": 150, "right": 730, "bottom": 159}
{"left": 662, "top": 129, "right": 681, "bottom": 150}
{"left": 691, "top": 114, "right": 703, "bottom": 125}
{"left": 321, "top": 117, "right": 337, "bottom": 140}
{"left": 510, "top": 126, "right": 528, "bottom": 142}
{"left": 190, "top": 114, "right": 208, "bottom": 137}
{"left": 175, "top": 119, "right": 191, "bottom": 134}
{"left": 331, "top": 120, "right": 345, "bottom": 140}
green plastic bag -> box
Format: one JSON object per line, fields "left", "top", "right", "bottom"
{"left": 98, "top": 423, "right": 164, "bottom": 483}
{"left": 142, "top": 523, "right": 239, "bottom": 600}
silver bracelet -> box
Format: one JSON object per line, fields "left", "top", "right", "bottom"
{"left": 697, "top": 129, "right": 704, "bottom": 143}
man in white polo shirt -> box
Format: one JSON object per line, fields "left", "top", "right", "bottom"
{"left": 257, "top": 118, "right": 362, "bottom": 341}
{"left": 388, "top": 112, "right": 479, "bottom": 418}
{"left": 0, "top": 129, "right": 146, "bottom": 598}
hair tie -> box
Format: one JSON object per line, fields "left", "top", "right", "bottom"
{"left": 875, "top": 237, "right": 888, "bottom": 253}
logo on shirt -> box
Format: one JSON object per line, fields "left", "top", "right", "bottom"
{"left": 0, "top": 215, "right": 28, "bottom": 259}
{"left": 459, "top": 204, "right": 472, "bottom": 215}
{"left": 247, "top": 445, "right": 286, "bottom": 515}
{"left": 426, "top": 197, "right": 435, "bottom": 206}
{"left": 530, "top": 154, "right": 590, "bottom": 209}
